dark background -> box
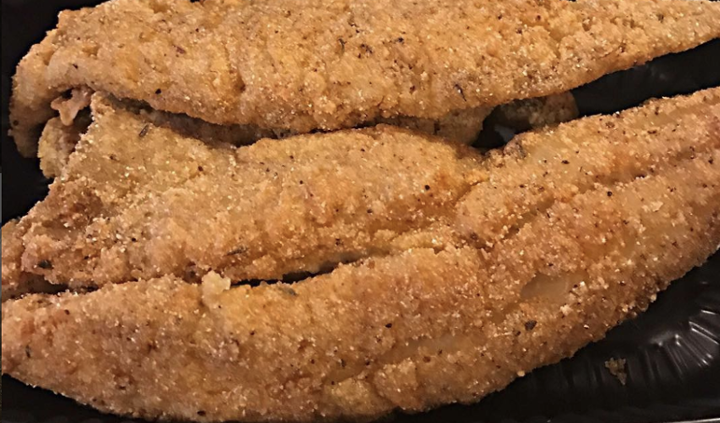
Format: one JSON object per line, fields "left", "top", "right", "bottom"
{"left": 2, "top": 1, "right": 720, "bottom": 422}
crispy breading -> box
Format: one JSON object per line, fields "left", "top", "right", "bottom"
{"left": 456, "top": 88, "right": 720, "bottom": 245}
{"left": 3, "top": 89, "right": 719, "bottom": 422}
{"left": 3, "top": 88, "right": 720, "bottom": 294}
{"left": 0, "top": 221, "right": 52, "bottom": 301}
{"left": 50, "top": 86, "right": 93, "bottom": 126}
{"left": 380, "top": 106, "right": 492, "bottom": 145}
{"left": 11, "top": 0, "right": 720, "bottom": 155}
{"left": 1, "top": 221, "right": 27, "bottom": 297}
{"left": 38, "top": 116, "right": 90, "bottom": 178}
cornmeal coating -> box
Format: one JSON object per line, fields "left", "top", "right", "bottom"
{"left": 35, "top": 92, "right": 582, "bottom": 179}
{"left": 11, "top": 0, "right": 720, "bottom": 155}
{"left": 493, "top": 91, "right": 579, "bottom": 131}
{"left": 2, "top": 93, "right": 484, "bottom": 292}
{"left": 37, "top": 96, "right": 492, "bottom": 178}
{"left": 379, "top": 106, "right": 492, "bottom": 145}
{"left": 3, "top": 89, "right": 719, "bottom": 422}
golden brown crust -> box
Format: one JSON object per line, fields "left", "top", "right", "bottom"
{"left": 5, "top": 93, "right": 484, "bottom": 289}
{"left": 35, "top": 97, "right": 491, "bottom": 178}
{"left": 38, "top": 116, "right": 89, "bottom": 178}
{"left": 10, "top": 33, "right": 60, "bottom": 157}
{"left": 11, "top": 0, "right": 720, "bottom": 155}
{"left": 6, "top": 89, "right": 719, "bottom": 293}
{"left": 1, "top": 221, "right": 24, "bottom": 296}
{"left": 492, "top": 92, "right": 579, "bottom": 131}
{"left": 3, "top": 89, "right": 719, "bottom": 422}
{"left": 30, "top": 93, "right": 582, "bottom": 179}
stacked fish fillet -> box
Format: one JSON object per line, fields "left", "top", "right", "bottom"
{"left": 3, "top": 0, "right": 720, "bottom": 421}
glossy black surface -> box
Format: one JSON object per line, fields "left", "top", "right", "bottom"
{"left": 2, "top": 1, "right": 720, "bottom": 422}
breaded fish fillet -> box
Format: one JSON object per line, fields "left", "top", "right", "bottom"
{"left": 3, "top": 88, "right": 720, "bottom": 294}
{"left": 11, "top": 0, "right": 720, "bottom": 155}
{"left": 35, "top": 92, "right": 576, "bottom": 179}
{"left": 3, "top": 89, "right": 719, "bottom": 422}
{"left": 2, "top": 93, "right": 485, "bottom": 293}
{"left": 37, "top": 96, "right": 289, "bottom": 178}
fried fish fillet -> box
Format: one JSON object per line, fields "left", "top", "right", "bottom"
{"left": 37, "top": 95, "right": 289, "bottom": 178}
{"left": 36, "top": 97, "right": 491, "bottom": 178}
{"left": 38, "top": 117, "right": 87, "bottom": 179}
{"left": 492, "top": 91, "right": 579, "bottom": 131}
{"left": 36, "top": 92, "right": 575, "bottom": 179}
{"left": 3, "top": 89, "right": 719, "bottom": 422}
{"left": 11, "top": 0, "right": 720, "bottom": 156}
{"left": 4, "top": 87, "right": 720, "bottom": 294}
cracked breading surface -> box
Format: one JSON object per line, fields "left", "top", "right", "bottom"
{"left": 2, "top": 93, "right": 486, "bottom": 291}
{"left": 36, "top": 97, "right": 492, "bottom": 178}
{"left": 10, "top": 0, "right": 720, "bottom": 155}
{"left": 2, "top": 88, "right": 720, "bottom": 422}
{"left": 4, "top": 88, "right": 720, "bottom": 291}
{"left": 38, "top": 115, "right": 90, "bottom": 178}
{"left": 4, "top": 89, "right": 719, "bottom": 294}
{"left": 33, "top": 92, "right": 575, "bottom": 180}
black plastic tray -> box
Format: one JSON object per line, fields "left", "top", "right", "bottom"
{"left": 2, "top": 1, "right": 720, "bottom": 422}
